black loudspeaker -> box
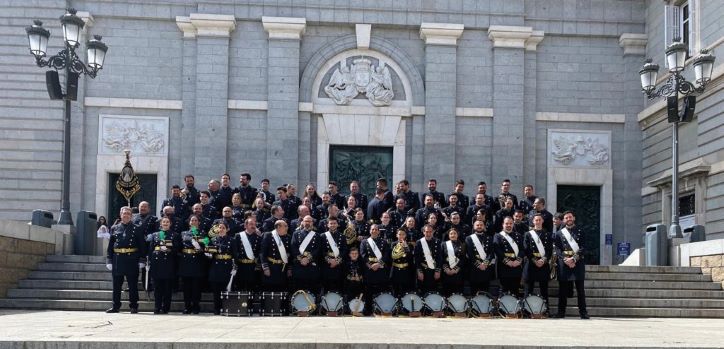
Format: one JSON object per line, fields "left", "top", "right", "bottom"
{"left": 680, "top": 95, "right": 696, "bottom": 122}
{"left": 66, "top": 72, "right": 79, "bottom": 101}
{"left": 45, "top": 70, "right": 63, "bottom": 100}
{"left": 667, "top": 96, "right": 679, "bottom": 123}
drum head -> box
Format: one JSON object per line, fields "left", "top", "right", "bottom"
{"left": 498, "top": 294, "right": 521, "bottom": 316}
{"left": 447, "top": 294, "right": 469, "bottom": 313}
{"left": 348, "top": 298, "right": 365, "bottom": 314}
{"left": 373, "top": 293, "right": 398, "bottom": 314}
{"left": 400, "top": 293, "right": 423, "bottom": 312}
{"left": 523, "top": 295, "right": 547, "bottom": 315}
{"left": 423, "top": 292, "right": 445, "bottom": 312}
{"left": 322, "top": 292, "right": 344, "bottom": 312}
{"left": 470, "top": 293, "right": 493, "bottom": 314}
{"left": 291, "top": 290, "right": 316, "bottom": 312}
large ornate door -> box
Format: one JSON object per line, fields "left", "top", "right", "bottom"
{"left": 329, "top": 145, "right": 393, "bottom": 197}
{"left": 556, "top": 185, "right": 601, "bottom": 265}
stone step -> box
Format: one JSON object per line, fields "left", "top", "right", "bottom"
{"left": 585, "top": 272, "right": 712, "bottom": 282}
{"left": 45, "top": 255, "right": 106, "bottom": 264}
{"left": 585, "top": 265, "right": 702, "bottom": 274}
{"left": 549, "top": 288, "right": 724, "bottom": 299}
{"left": 559, "top": 306, "right": 724, "bottom": 318}
{"left": 28, "top": 271, "right": 112, "bottom": 281}
{"left": 6, "top": 288, "right": 215, "bottom": 301}
{"left": 0, "top": 298, "right": 215, "bottom": 312}
{"left": 18, "top": 279, "right": 114, "bottom": 290}
{"left": 547, "top": 297, "right": 724, "bottom": 309}
{"left": 35, "top": 262, "right": 110, "bottom": 272}
{"left": 549, "top": 280, "right": 722, "bottom": 290}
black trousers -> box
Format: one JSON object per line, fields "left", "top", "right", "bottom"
{"left": 499, "top": 277, "right": 521, "bottom": 297}
{"left": 417, "top": 269, "right": 439, "bottom": 294}
{"left": 322, "top": 277, "right": 343, "bottom": 294}
{"left": 181, "top": 276, "right": 203, "bottom": 312}
{"left": 469, "top": 280, "right": 491, "bottom": 296}
{"left": 557, "top": 280, "right": 587, "bottom": 315}
{"left": 112, "top": 273, "right": 138, "bottom": 310}
{"left": 525, "top": 278, "right": 549, "bottom": 305}
{"left": 153, "top": 278, "right": 173, "bottom": 312}
{"left": 210, "top": 281, "right": 226, "bottom": 313}
{"left": 365, "top": 283, "right": 390, "bottom": 315}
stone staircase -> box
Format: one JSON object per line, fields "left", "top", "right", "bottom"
{"left": 0, "top": 255, "right": 723, "bottom": 317}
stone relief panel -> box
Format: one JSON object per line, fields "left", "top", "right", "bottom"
{"left": 547, "top": 130, "right": 611, "bottom": 168}
{"left": 318, "top": 55, "right": 405, "bottom": 105}
{"left": 98, "top": 115, "right": 169, "bottom": 156}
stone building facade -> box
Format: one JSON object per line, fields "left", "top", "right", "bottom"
{"left": 0, "top": 0, "right": 721, "bottom": 263}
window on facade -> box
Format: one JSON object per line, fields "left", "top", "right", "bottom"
{"left": 665, "top": 1, "right": 694, "bottom": 58}
{"left": 680, "top": 1, "right": 691, "bottom": 57}
{"left": 679, "top": 191, "right": 695, "bottom": 216}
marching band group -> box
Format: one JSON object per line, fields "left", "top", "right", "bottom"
{"left": 105, "top": 174, "right": 589, "bottom": 319}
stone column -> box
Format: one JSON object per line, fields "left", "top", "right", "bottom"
{"left": 419, "top": 23, "right": 463, "bottom": 191}
{"left": 524, "top": 31, "right": 544, "bottom": 190}
{"left": 176, "top": 16, "right": 198, "bottom": 179}
{"left": 488, "top": 26, "right": 536, "bottom": 185}
{"left": 263, "top": 16, "right": 306, "bottom": 186}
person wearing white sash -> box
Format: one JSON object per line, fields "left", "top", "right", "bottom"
{"left": 232, "top": 217, "right": 263, "bottom": 292}
{"left": 205, "top": 222, "right": 235, "bottom": 315}
{"left": 552, "top": 211, "right": 589, "bottom": 319}
{"left": 260, "top": 220, "right": 292, "bottom": 292}
{"left": 390, "top": 229, "right": 414, "bottom": 297}
{"left": 320, "top": 217, "right": 347, "bottom": 293}
{"left": 523, "top": 214, "right": 552, "bottom": 308}
{"left": 291, "top": 215, "right": 322, "bottom": 294}
{"left": 465, "top": 220, "right": 496, "bottom": 295}
{"left": 440, "top": 228, "right": 466, "bottom": 296}
{"left": 493, "top": 217, "right": 525, "bottom": 296}
{"left": 360, "top": 224, "right": 391, "bottom": 315}
{"left": 414, "top": 224, "right": 442, "bottom": 294}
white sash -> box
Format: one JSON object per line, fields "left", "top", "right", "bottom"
{"left": 272, "top": 230, "right": 288, "bottom": 264}
{"left": 471, "top": 234, "right": 487, "bottom": 261}
{"left": 367, "top": 237, "right": 383, "bottom": 260}
{"left": 445, "top": 240, "right": 459, "bottom": 269}
{"left": 299, "top": 230, "right": 316, "bottom": 254}
{"left": 560, "top": 228, "right": 580, "bottom": 254}
{"left": 324, "top": 231, "right": 340, "bottom": 258}
{"left": 528, "top": 230, "right": 546, "bottom": 258}
{"left": 240, "top": 232, "right": 255, "bottom": 260}
{"left": 420, "top": 238, "right": 436, "bottom": 269}
{"left": 500, "top": 231, "right": 519, "bottom": 256}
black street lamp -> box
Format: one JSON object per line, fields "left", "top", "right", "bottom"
{"left": 639, "top": 38, "right": 715, "bottom": 239}
{"left": 25, "top": 8, "right": 108, "bottom": 226}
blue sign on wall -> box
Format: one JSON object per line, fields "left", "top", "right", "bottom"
{"left": 605, "top": 234, "right": 613, "bottom": 245}
{"left": 617, "top": 242, "right": 631, "bottom": 257}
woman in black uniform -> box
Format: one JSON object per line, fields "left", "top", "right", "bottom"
{"left": 176, "top": 214, "right": 209, "bottom": 314}
{"left": 205, "top": 221, "right": 235, "bottom": 315}
{"left": 440, "top": 228, "right": 466, "bottom": 296}
{"left": 146, "top": 217, "right": 179, "bottom": 314}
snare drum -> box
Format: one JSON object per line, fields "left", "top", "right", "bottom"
{"left": 400, "top": 293, "right": 423, "bottom": 317}
{"left": 348, "top": 297, "right": 366, "bottom": 316}
{"left": 497, "top": 293, "right": 522, "bottom": 319}
{"left": 373, "top": 292, "right": 398, "bottom": 316}
{"left": 470, "top": 292, "right": 493, "bottom": 317}
{"left": 290, "top": 290, "right": 316, "bottom": 316}
{"left": 260, "top": 291, "right": 287, "bottom": 317}
{"left": 220, "top": 291, "right": 251, "bottom": 316}
{"left": 321, "top": 291, "right": 344, "bottom": 316}
{"left": 523, "top": 294, "right": 548, "bottom": 318}
{"left": 446, "top": 293, "right": 469, "bottom": 317}
{"left": 423, "top": 292, "right": 445, "bottom": 317}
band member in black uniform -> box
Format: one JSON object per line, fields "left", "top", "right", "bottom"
{"left": 260, "top": 178, "right": 275, "bottom": 206}
{"left": 442, "top": 194, "right": 465, "bottom": 223}
{"left": 230, "top": 193, "right": 245, "bottom": 226}
{"left": 233, "top": 217, "right": 262, "bottom": 292}
{"left": 350, "top": 208, "right": 370, "bottom": 248}
{"left": 252, "top": 197, "right": 271, "bottom": 227}
{"left": 274, "top": 186, "right": 297, "bottom": 222}
{"left": 387, "top": 198, "right": 408, "bottom": 230}
{"left": 146, "top": 216, "right": 179, "bottom": 314}
{"left": 523, "top": 214, "right": 553, "bottom": 307}
{"left": 347, "top": 180, "right": 369, "bottom": 216}
{"left": 528, "top": 197, "right": 554, "bottom": 236}
{"left": 160, "top": 206, "right": 185, "bottom": 237}
{"left": 400, "top": 216, "right": 419, "bottom": 246}
{"left": 512, "top": 209, "right": 529, "bottom": 235}
{"left": 426, "top": 212, "right": 447, "bottom": 241}
{"left": 420, "top": 179, "right": 446, "bottom": 208}
{"left": 475, "top": 181, "right": 496, "bottom": 218}
{"left": 378, "top": 211, "right": 396, "bottom": 244}
{"left": 390, "top": 229, "right": 414, "bottom": 297}
{"left": 360, "top": 224, "right": 391, "bottom": 313}
{"left": 494, "top": 217, "right": 524, "bottom": 297}
{"left": 303, "top": 184, "right": 323, "bottom": 209}
{"left": 415, "top": 194, "right": 442, "bottom": 229}
{"left": 444, "top": 212, "right": 471, "bottom": 240}
{"left": 205, "top": 222, "right": 235, "bottom": 315}
{"left": 494, "top": 179, "right": 518, "bottom": 212}
{"left": 291, "top": 215, "right": 322, "bottom": 294}
{"left": 494, "top": 197, "right": 515, "bottom": 233}
{"left": 466, "top": 194, "right": 488, "bottom": 226}
{"left": 327, "top": 181, "right": 346, "bottom": 211}
{"left": 286, "top": 184, "right": 303, "bottom": 221}
{"left": 396, "top": 179, "right": 420, "bottom": 213}
{"left": 162, "top": 185, "right": 188, "bottom": 220}
{"left": 440, "top": 228, "right": 466, "bottom": 296}
{"left": 191, "top": 203, "right": 213, "bottom": 234}
{"left": 216, "top": 206, "right": 240, "bottom": 235}
{"left": 552, "top": 211, "right": 589, "bottom": 319}
{"left": 261, "top": 205, "right": 285, "bottom": 233}
{"left": 465, "top": 220, "right": 496, "bottom": 295}
{"left": 343, "top": 247, "right": 364, "bottom": 301}
{"left": 471, "top": 208, "right": 494, "bottom": 235}
{"left": 449, "top": 179, "right": 469, "bottom": 211}
{"left": 199, "top": 191, "right": 219, "bottom": 220}
{"left": 367, "top": 188, "right": 387, "bottom": 224}
{"left": 317, "top": 204, "right": 347, "bottom": 233}
{"left": 235, "top": 173, "right": 258, "bottom": 210}
{"left": 553, "top": 212, "right": 564, "bottom": 232}
{"left": 320, "top": 217, "right": 347, "bottom": 292}
{"left": 415, "top": 224, "right": 442, "bottom": 294}
{"left": 260, "top": 220, "right": 292, "bottom": 292}
{"left": 106, "top": 206, "right": 146, "bottom": 313}
{"left": 289, "top": 205, "right": 312, "bottom": 233}
{"left": 177, "top": 214, "right": 209, "bottom": 314}
{"left": 182, "top": 174, "right": 200, "bottom": 208}
{"left": 518, "top": 184, "right": 537, "bottom": 215}
{"left": 132, "top": 201, "right": 158, "bottom": 237}
{"left": 217, "top": 174, "right": 234, "bottom": 212}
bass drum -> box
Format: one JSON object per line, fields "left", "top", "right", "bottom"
{"left": 470, "top": 293, "right": 493, "bottom": 317}
{"left": 290, "top": 290, "right": 316, "bottom": 314}
{"left": 321, "top": 291, "right": 344, "bottom": 313}
{"left": 400, "top": 293, "right": 424, "bottom": 313}
{"left": 497, "top": 293, "right": 522, "bottom": 318}
{"left": 423, "top": 292, "right": 445, "bottom": 313}
{"left": 373, "top": 292, "right": 398, "bottom": 315}
{"left": 446, "top": 293, "right": 469, "bottom": 315}
{"left": 523, "top": 294, "right": 548, "bottom": 318}
{"left": 348, "top": 297, "right": 366, "bottom": 316}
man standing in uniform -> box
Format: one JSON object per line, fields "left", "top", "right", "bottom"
{"left": 260, "top": 178, "right": 275, "bottom": 206}
{"left": 291, "top": 215, "right": 322, "bottom": 294}
{"left": 475, "top": 181, "right": 496, "bottom": 218}
{"left": 395, "top": 179, "right": 420, "bottom": 213}
{"left": 360, "top": 224, "right": 391, "bottom": 313}
{"left": 233, "top": 217, "right": 262, "bottom": 292}
{"left": 133, "top": 201, "right": 158, "bottom": 238}
{"left": 260, "top": 220, "right": 292, "bottom": 292}
{"left": 328, "top": 181, "right": 346, "bottom": 211}
{"left": 162, "top": 185, "right": 188, "bottom": 220}
{"left": 449, "top": 179, "right": 469, "bottom": 210}
{"left": 528, "top": 197, "right": 554, "bottom": 236}
{"left": 347, "top": 181, "right": 368, "bottom": 214}
{"left": 465, "top": 220, "right": 495, "bottom": 295}
{"left": 106, "top": 206, "right": 146, "bottom": 313}
{"left": 415, "top": 224, "right": 442, "bottom": 294}
{"left": 235, "top": 173, "right": 258, "bottom": 210}
{"left": 217, "top": 174, "right": 234, "bottom": 212}
{"left": 494, "top": 179, "right": 518, "bottom": 212}
{"left": 420, "top": 179, "right": 446, "bottom": 208}
{"left": 182, "top": 175, "right": 200, "bottom": 208}
{"left": 494, "top": 217, "right": 524, "bottom": 296}
{"left": 320, "top": 217, "right": 347, "bottom": 293}
{"left": 552, "top": 211, "right": 589, "bottom": 319}
{"left": 518, "top": 184, "right": 537, "bottom": 215}
{"left": 261, "top": 205, "right": 286, "bottom": 233}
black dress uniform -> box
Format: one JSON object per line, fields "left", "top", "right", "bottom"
{"left": 395, "top": 190, "right": 420, "bottom": 212}
{"left": 253, "top": 208, "right": 271, "bottom": 227}
{"left": 232, "top": 230, "right": 262, "bottom": 292}
{"left": 554, "top": 225, "right": 588, "bottom": 318}
{"left": 216, "top": 186, "right": 234, "bottom": 212}
{"left": 260, "top": 189, "right": 275, "bottom": 206}
{"left": 390, "top": 240, "right": 414, "bottom": 297}
{"left": 519, "top": 195, "right": 537, "bottom": 216}
{"left": 320, "top": 229, "right": 348, "bottom": 293}
{"left": 260, "top": 230, "right": 292, "bottom": 292}
{"left": 360, "top": 235, "right": 391, "bottom": 311}
{"left": 420, "top": 190, "right": 446, "bottom": 208}
{"left": 494, "top": 192, "right": 518, "bottom": 212}
{"left": 201, "top": 203, "right": 219, "bottom": 221}
{"left": 146, "top": 230, "right": 179, "bottom": 313}
{"left": 378, "top": 223, "right": 396, "bottom": 244}
{"left": 132, "top": 212, "right": 158, "bottom": 238}
{"left": 184, "top": 184, "right": 200, "bottom": 207}
{"left": 449, "top": 192, "right": 469, "bottom": 211}
{"left": 493, "top": 208, "right": 514, "bottom": 233}
{"left": 528, "top": 209, "right": 554, "bottom": 238}
{"left": 440, "top": 239, "right": 466, "bottom": 296}
{"left": 343, "top": 255, "right": 364, "bottom": 300}
{"left": 348, "top": 192, "right": 369, "bottom": 216}
{"left": 387, "top": 208, "right": 407, "bottom": 231}
{"left": 494, "top": 231, "right": 525, "bottom": 296}
{"left": 415, "top": 205, "right": 442, "bottom": 231}
{"left": 523, "top": 228, "right": 553, "bottom": 305}
{"left": 414, "top": 237, "right": 442, "bottom": 294}
{"left": 330, "top": 192, "right": 346, "bottom": 211}
{"left": 290, "top": 229, "right": 322, "bottom": 294}
{"left": 466, "top": 204, "right": 487, "bottom": 226}
{"left": 206, "top": 234, "right": 235, "bottom": 315}
{"left": 274, "top": 198, "right": 297, "bottom": 222}
{"left": 261, "top": 216, "right": 283, "bottom": 233}
{"left": 107, "top": 221, "right": 146, "bottom": 312}
{"left": 231, "top": 205, "right": 245, "bottom": 226}
{"left": 444, "top": 223, "right": 471, "bottom": 240}
{"left": 235, "top": 185, "right": 258, "bottom": 209}
{"left": 465, "top": 231, "right": 496, "bottom": 295}
{"left": 176, "top": 228, "right": 208, "bottom": 314}
{"left": 350, "top": 219, "right": 370, "bottom": 249}
{"left": 287, "top": 195, "right": 302, "bottom": 220}
{"left": 162, "top": 196, "right": 187, "bottom": 221}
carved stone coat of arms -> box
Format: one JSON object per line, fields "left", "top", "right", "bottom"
{"left": 324, "top": 58, "right": 394, "bottom": 106}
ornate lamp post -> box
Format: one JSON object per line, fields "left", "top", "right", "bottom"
{"left": 25, "top": 8, "right": 108, "bottom": 226}
{"left": 639, "top": 39, "right": 715, "bottom": 238}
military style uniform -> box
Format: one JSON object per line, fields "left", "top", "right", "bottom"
{"left": 528, "top": 209, "right": 554, "bottom": 237}
{"left": 389, "top": 240, "right": 414, "bottom": 297}
{"left": 261, "top": 216, "right": 284, "bottom": 233}
{"left": 523, "top": 228, "right": 553, "bottom": 305}
{"left": 377, "top": 223, "right": 396, "bottom": 245}
{"left": 216, "top": 186, "right": 234, "bottom": 212}
{"left": 466, "top": 204, "right": 488, "bottom": 226}
{"left": 420, "top": 190, "right": 446, "bottom": 208}
{"left": 444, "top": 223, "right": 471, "bottom": 240}
{"left": 132, "top": 212, "right": 158, "bottom": 237}
{"left": 260, "top": 230, "right": 292, "bottom": 292}
{"left": 465, "top": 231, "right": 496, "bottom": 295}
{"left": 162, "top": 195, "right": 187, "bottom": 221}
{"left": 146, "top": 230, "right": 179, "bottom": 313}
{"left": 494, "top": 230, "right": 525, "bottom": 296}
{"left": 360, "top": 235, "right": 391, "bottom": 311}
{"left": 519, "top": 195, "right": 537, "bottom": 215}
{"left": 107, "top": 221, "right": 146, "bottom": 312}
{"left": 291, "top": 228, "right": 322, "bottom": 294}
{"left": 320, "top": 229, "right": 348, "bottom": 292}
{"left": 206, "top": 234, "right": 235, "bottom": 315}
{"left": 414, "top": 237, "right": 442, "bottom": 294}
{"left": 235, "top": 185, "right": 258, "bottom": 210}
{"left": 184, "top": 185, "right": 200, "bottom": 207}
{"left": 232, "top": 230, "right": 262, "bottom": 292}
{"left": 176, "top": 228, "right": 208, "bottom": 314}
{"left": 201, "top": 203, "right": 219, "bottom": 221}
{"left": 449, "top": 192, "right": 469, "bottom": 211}
{"left": 260, "top": 189, "right": 275, "bottom": 206}
{"left": 415, "top": 205, "right": 442, "bottom": 231}
{"left": 287, "top": 195, "right": 302, "bottom": 220}
{"left": 493, "top": 208, "right": 514, "bottom": 233}
{"left": 274, "top": 198, "right": 297, "bottom": 222}
{"left": 349, "top": 219, "right": 370, "bottom": 249}
{"left": 494, "top": 192, "right": 518, "bottom": 212}
{"left": 343, "top": 256, "right": 364, "bottom": 300}
{"left": 330, "top": 192, "right": 346, "bottom": 211}
{"left": 348, "top": 192, "right": 369, "bottom": 216}
{"left": 553, "top": 225, "right": 588, "bottom": 318}
{"left": 440, "top": 238, "right": 466, "bottom": 296}
{"left": 395, "top": 190, "right": 420, "bottom": 212}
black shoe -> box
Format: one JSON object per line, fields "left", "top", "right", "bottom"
{"left": 550, "top": 313, "right": 566, "bottom": 319}
{"left": 130, "top": 308, "right": 139, "bottom": 314}
{"left": 105, "top": 308, "right": 119, "bottom": 313}
{"left": 580, "top": 313, "right": 590, "bottom": 319}
{"left": 213, "top": 310, "right": 221, "bottom": 315}
{"left": 153, "top": 310, "right": 161, "bottom": 315}
{"left": 182, "top": 309, "right": 191, "bottom": 314}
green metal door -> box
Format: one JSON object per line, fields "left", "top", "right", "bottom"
{"left": 107, "top": 173, "right": 157, "bottom": 223}
{"left": 329, "top": 145, "right": 393, "bottom": 197}
{"left": 556, "top": 185, "right": 601, "bottom": 265}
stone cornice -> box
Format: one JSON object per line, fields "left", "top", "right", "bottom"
{"left": 619, "top": 33, "right": 647, "bottom": 56}
{"left": 419, "top": 23, "right": 464, "bottom": 46}
{"left": 176, "top": 14, "right": 237, "bottom": 38}
{"left": 262, "top": 16, "right": 306, "bottom": 40}
{"left": 526, "top": 30, "right": 545, "bottom": 51}
{"left": 488, "top": 25, "right": 533, "bottom": 49}
{"left": 175, "top": 16, "right": 195, "bottom": 38}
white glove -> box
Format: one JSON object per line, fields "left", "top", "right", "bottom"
{"left": 138, "top": 262, "right": 145, "bottom": 268}
{"left": 191, "top": 240, "right": 201, "bottom": 250}
{"left": 106, "top": 263, "right": 113, "bottom": 271}
{"left": 230, "top": 269, "right": 237, "bottom": 276}
{"left": 204, "top": 253, "right": 212, "bottom": 258}
{"left": 160, "top": 246, "right": 168, "bottom": 252}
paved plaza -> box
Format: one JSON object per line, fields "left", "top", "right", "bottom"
{"left": 0, "top": 310, "right": 723, "bottom": 348}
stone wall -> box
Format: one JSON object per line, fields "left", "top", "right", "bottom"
{"left": 691, "top": 255, "right": 724, "bottom": 288}
{"left": 0, "top": 236, "right": 54, "bottom": 297}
